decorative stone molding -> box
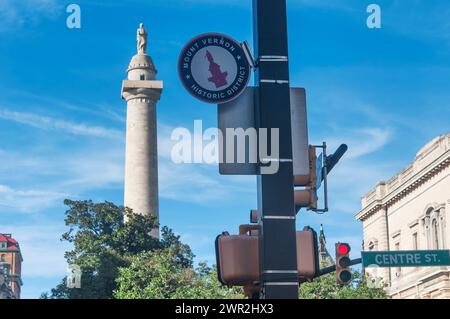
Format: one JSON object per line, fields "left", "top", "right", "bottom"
{"left": 408, "top": 219, "right": 419, "bottom": 229}
{"left": 121, "top": 80, "right": 163, "bottom": 102}
{"left": 391, "top": 230, "right": 401, "bottom": 239}
{"left": 356, "top": 134, "right": 450, "bottom": 222}
{"left": 366, "top": 237, "right": 378, "bottom": 250}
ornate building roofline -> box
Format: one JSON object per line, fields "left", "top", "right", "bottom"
{"left": 356, "top": 134, "right": 450, "bottom": 221}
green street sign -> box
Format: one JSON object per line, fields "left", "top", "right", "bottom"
{"left": 362, "top": 250, "right": 450, "bottom": 268}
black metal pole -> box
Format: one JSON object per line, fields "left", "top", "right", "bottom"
{"left": 253, "top": 0, "right": 298, "bottom": 299}
{"left": 317, "top": 258, "right": 363, "bottom": 277}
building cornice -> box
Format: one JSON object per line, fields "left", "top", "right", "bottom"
{"left": 121, "top": 80, "right": 163, "bottom": 102}
{"left": 356, "top": 134, "right": 450, "bottom": 221}
{"left": 387, "top": 268, "right": 450, "bottom": 297}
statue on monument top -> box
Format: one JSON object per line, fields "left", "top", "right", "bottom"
{"left": 137, "top": 23, "right": 148, "bottom": 54}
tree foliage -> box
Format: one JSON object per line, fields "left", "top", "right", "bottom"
{"left": 114, "top": 250, "right": 243, "bottom": 299}
{"left": 299, "top": 271, "right": 387, "bottom": 299}
{"left": 41, "top": 200, "right": 241, "bottom": 299}
{"left": 41, "top": 200, "right": 386, "bottom": 300}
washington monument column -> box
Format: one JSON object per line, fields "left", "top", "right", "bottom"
{"left": 121, "top": 23, "right": 162, "bottom": 238}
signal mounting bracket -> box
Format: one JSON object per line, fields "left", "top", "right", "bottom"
{"left": 309, "top": 142, "right": 329, "bottom": 214}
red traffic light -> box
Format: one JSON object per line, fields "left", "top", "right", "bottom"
{"left": 335, "top": 243, "right": 352, "bottom": 285}
{"left": 337, "top": 243, "right": 350, "bottom": 255}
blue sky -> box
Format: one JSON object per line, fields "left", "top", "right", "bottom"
{"left": 0, "top": 0, "right": 449, "bottom": 298}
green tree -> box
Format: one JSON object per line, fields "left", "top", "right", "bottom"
{"left": 173, "top": 263, "right": 243, "bottom": 299}
{"left": 41, "top": 200, "right": 192, "bottom": 299}
{"left": 41, "top": 199, "right": 242, "bottom": 299}
{"left": 113, "top": 250, "right": 243, "bottom": 299}
{"left": 43, "top": 199, "right": 384, "bottom": 300}
{"left": 299, "top": 271, "right": 387, "bottom": 299}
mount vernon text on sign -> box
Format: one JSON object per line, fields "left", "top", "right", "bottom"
{"left": 178, "top": 33, "right": 250, "bottom": 104}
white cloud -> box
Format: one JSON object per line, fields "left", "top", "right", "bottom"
{"left": 327, "top": 160, "right": 394, "bottom": 212}
{"left": 309, "top": 125, "right": 395, "bottom": 221}
{"left": 0, "top": 223, "right": 70, "bottom": 279}
{"left": 158, "top": 122, "right": 391, "bottom": 207}
{"left": 0, "top": 119, "right": 254, "bottom": 213}
{"left": 4, "top": 90, "right": 127, "bottom": 124}
{"left": 0, "top": 184, "right": 68, "bottom": 213}
{"left": 0, "top": 108, "right": 123, "bottom": 139}
{"left": 159, "top": 160, "right": 254, "bottom": 205}
{"left": 157, "top": 123, "right": 178, "bottom": 159}
{"left": 156, "top": 122, "right": 255, "bottom": 204}
{"left": 0, "top": 144, "right": 124, "bottom": 214}
{"left": 327, "top": 127, "right": 392, "bottom": 160}
{"left": 60, "top": 150, "right": 124, "bottom": 189}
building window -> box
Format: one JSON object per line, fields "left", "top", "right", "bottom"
{"left": 422, "top": 207, "right": 436, "bottom": 249}
{"left": 441, "top": 216, "right": 447, "bottom": 249}
{"left": 395, "top": 242, "right": 401, "bottom": 277}
{"left": 0, "top": 254, "right": 5, "bottom": 262}
{"left": 140, "top": 74, "right": 145, "bottom": 80}
{"left": 412, "top": 233, "right": 418, "bottom": 250}
{"left": 432, "top": 219, "right": 440, "bottom": 249}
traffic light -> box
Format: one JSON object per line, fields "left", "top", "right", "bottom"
{"left": 250, "top": 209, "right": 258, "bottom": 224}
{"left": 297, "top": 226, "right": 320, "bottom": 282}
{"left": 294, "top": 145, "right": 318, "bottom": 210}
{"left": 215, "top": 225, "right": 259, "bottom": 287}
{"left": 294, "top": 189, "right": 317, "bottom": 210}
{"left": 215, "top": 225, "right": 319, "bottom": 292}
{"left": 294, "top": 144, "right": 348, "bottom": 213}
{"left": 335, "top": 243, "right": 352, "bottom": 285}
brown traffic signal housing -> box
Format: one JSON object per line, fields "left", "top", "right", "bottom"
{"left": 250, "top": 209, "right": 258, "bottom": 223}
{"left": 215, "top": 226, "right": 319, "bottom": 287}
{"left": 294, "top": 189, "right": 317, "bottom": 210}
{"left": 294, "top": 145, "right": 317, "bottom": 187}
{"left": 296, "top": 227, "right": 319, "bottom": 280}
{"left": 294, "top": 145, "right": 318, "bottom": 210}
{"left": 215, "top": 233, "right": 259, "bottom": 285}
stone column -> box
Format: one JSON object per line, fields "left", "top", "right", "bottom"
{"left": 121, "top": 44, "right": 163, "bottom": 238}
{"left": 377, "top": 207, "right": 392, "bottom": 285}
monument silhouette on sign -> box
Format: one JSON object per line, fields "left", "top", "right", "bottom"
{"left": 205, "top": 50, "right": 228, "bottom": 88}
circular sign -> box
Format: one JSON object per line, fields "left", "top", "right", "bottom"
{"left": 178, "top": 33, "right": 251, "bottom": 104}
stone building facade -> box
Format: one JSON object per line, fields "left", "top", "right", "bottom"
{"left": 355, "top": 134, "right": 450, "bottom": 299}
